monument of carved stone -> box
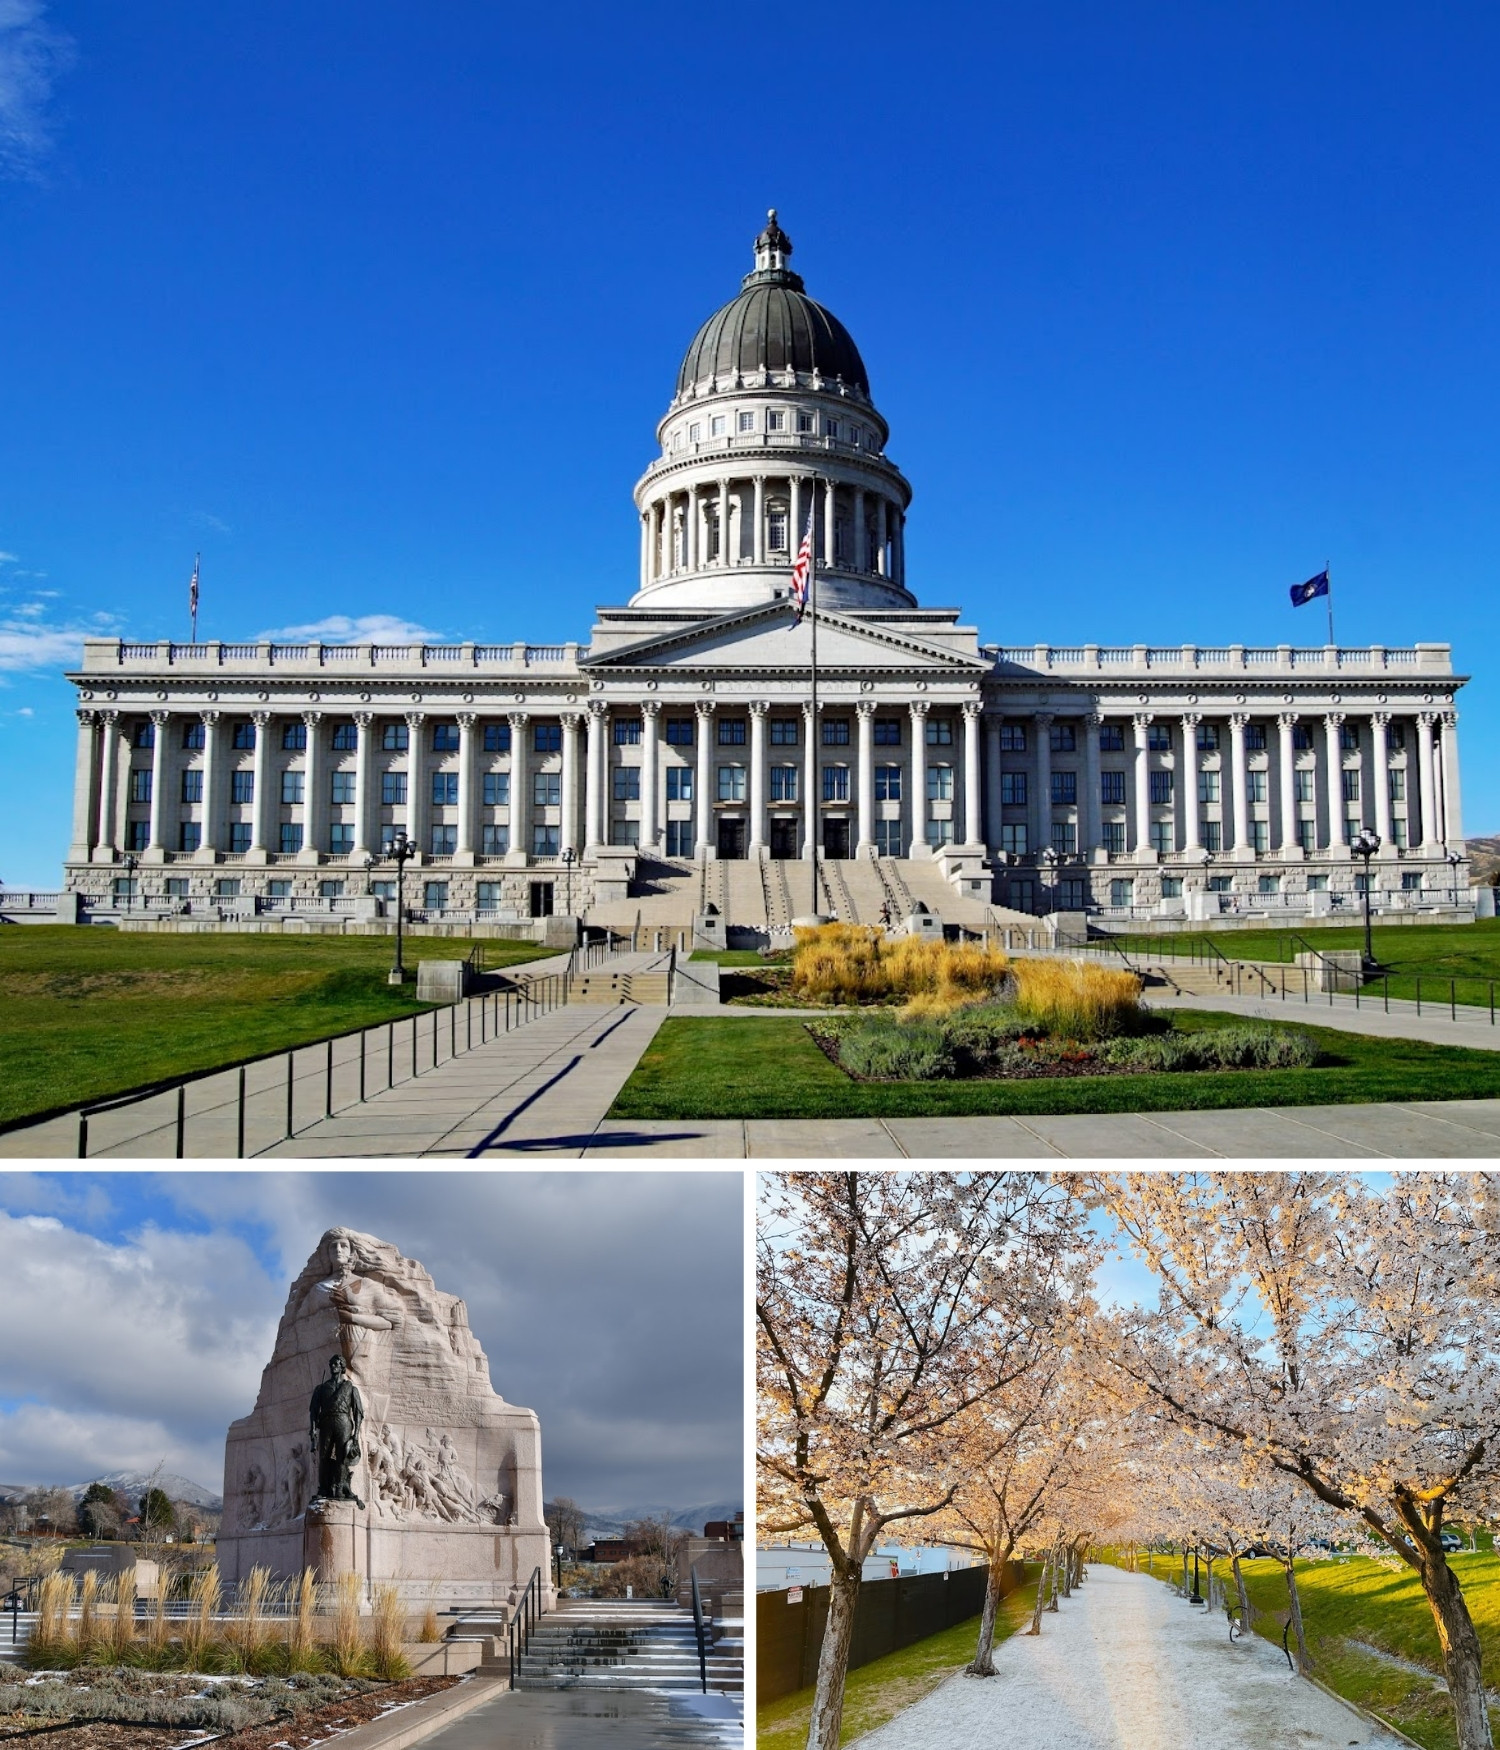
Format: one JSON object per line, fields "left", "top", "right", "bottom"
{"left": 218, "top": 1227, "right": 552, "bottom": 1611}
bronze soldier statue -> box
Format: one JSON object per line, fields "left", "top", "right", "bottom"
{"left": 309, "top": 1354, "right": 366, "bottom": 1507}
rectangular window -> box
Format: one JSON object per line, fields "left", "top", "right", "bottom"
{"left": 1160, "top": 876, "right": 1183, "bottom": 899}
{"left": 432, "top": 772, "right": 459, "bottom": 807}
{"left": 614, "top": 718, "right": 642, "bottom": 745}
{"left": 180, "top": 769, "right": 203, "bottom": 803}
{"left": 280, "top": 823, "right": 303, "bottom": 854}
{"left": 665, "top": 717, "right": 694, "bottom": 745}
{"left": 1060, "top": 876, "right": 1088, "bottom": 908}
{"left": 1110, "top": 878, "right": 1135, "bottom": 908}
{"left": 325, "top": 721, "right": 353, "bottom": 751}
{"left": 1204, "top": 819, "right": 1223, "bottom": 854}
{"left": 1051, "top": 771, "right": 1077, "bottom": 806}
{"left": 482, "top": 722, "right": 510, "bottom": 753}
{"left": 130, "top": 768, "right": 152, "bottom": 804}
{"left": 770, "top": 765, "right": 798, "bottom": 802}
{"left": 1100, "top": 821, "right": 1125, "bottom": 856}
{"left": 767, "top": 508, "right": 788, "bottom": 550}
{"left": 178, "top": 821, "right": 201, "bottom": 853}
{"left": 1098, "top": 723, "right": 1124, "bottom": 752}
{"left": 429, "top": 824, "right": 457, "bottom": 856}
{"left": 873, "top": 718, "right": 901, "bottom": 746}
{"left": 1388, "top": 768, "right": 1405, "bottom": 801}
{"left": 533, "top": 772, "right": 561, "bottom": 808}
{"left": 1149, "top": 771, "right": 1173, "bottom": 805}
{"left": 1000, "top": 724, "right": 1027, "bottom": 753}
{"left": 1340, "top": 723, "right": 1360, "bottom": 751}
{"left": 1293, "top": 724, "right": 1313, "bottom": 751}
{"left": 823, "top": 417, "right": 839, "bottom": 439}
{"left": 1252, "top": 819, "right": 1270, "bottom": 853}
{"left": 796, "top": 411, "right": 813, "bottom": 433}
{"left": 533, "top": 825, "right": 561, "bottom": 857}
{"left": 481, "top": 825, "right": 509, "bottom": 856}
{"left": 768, "top": 410, "right": 787, "bottom": 432}
{"left": 181, "top": 721, "right": 205, "bottom": 750}
{"left": 330, "top": 771, "right": 355, "bottom": 805}
{"left": 232, "top": 770, "right": 255, "bottom": 804}
{"left": 132, "top": 721, "right": 155, "bottom": 749}
{"left": 164, "top": 877, "right": 189, "bottom": 897}
{"left": 612, "top": 767, "right": 641, "bottom": 801}
{"left": 1209, "top": 874, "right": 1234, "bottom": 893}
{"left": 1297, "top": 819, "right": 1316, "bottom": 853}
{"left": 1051, "top": 820, "right": 1077, "bottom": 855}
{"left": 1147, "top": 723, "right": 1171, "bottom": 752}
{"left": 1049, "top": 723, "right": 1077, "bottom": 753}
{"left": 611, "top": 819, "right": 640, "bottom": 847}
{"left": 689, "top": 421, "right": 702, "bottom": 442}
{"left": 534, "top": 723, "right": 561, "bottom": 753}
{"left": 1245, "top": 723, "right": 1267, "bottom": 752}
{"left": 1401, "top": 870, "right": 1423, "bottom": 891}
{"left": 738, "top": 410, "right": 755, "bottom": 432}
{"left": 1392, "top": 815, "right": 1408, "bottom": 847}
{"left": 228, "top": 823, "right": 252, "bottom": 852}
{"left": 925, "top": 719, "right": 954, "bottom": 746}
{"left": 927, "top": 765, "right": 954, "bottom": 801}
{"left": 875, "top": 820, "right": 904, "bottom": 857}
{"left": 718, "top": 718, "right": 747, "bottom": 746}
{"left": 823, "top": 766, "right": 850, "bottom": 802}
{"left": 330, "top": 823, "right": 355, "bottom": 855}
{"left": 381, "top": 772, "right": 407, "bottom": 806}
{"left": 1001, "top": 772, "right": 1028, "bottom": 806}
{"left": 428, "top": 722, "right": 459, "bottom": 753}
{"left": 666, "top": 820, "right": 694, "bottom": 856}
{"left": 381, "top": 721, "right": 408, "bottom": 752}
{"left": 821, "top": 718, "right": 851, "bottom": 746}
{"left": 1150, "top": 820, "right": 1174, "bottom": 855}
{"left": 665, "top": 768, "right": 693, "bottom": 801}
{"left": 476, "top": 880, "right": 504, "bottom": 907}
{"left": 925, "top": 817, "right": 955, "bottom": 848}
{"left": 718, "top": 764, "right": 747, "bottom": 802}
{"left": 1196, "top": 723, "right": 1220, "bottom": 752}
{"left": 1197, "top": 770, "right": 1219, "bottom": 803}
{"left": 1100, "top": 771, "right": 1125, "bottom": 805}
{"left": 875, "top": 764, "right": 902, "bottom": 801}
{"left": 1346, "top": 816, "right": 1363, "bottom": 844}
{"left": 1342, "top": 768, "right": 1361, "bottom": 803}
{"left": 1294, "top": 770, "right": 1315, "bottom": 803}
{"left": 424, "top": 880, "right": 450, "bottom": 909}
{"left": 265, "top": 879, "right": 292, "bottom": 900}
{"left": 126, "top": 820, "right": 150, "bottom": 851}
{"left": 232, "top": 721, "right": 257, "bottom": 751}
{"left": 710, "top": 414, "right": 727, "bottom": 437}
{"left": 482, "top": 771, "right": 509, "bottom": 806}
{"left": 1001, "top": 823, "right": 1029, "bottom": 856}
{"left": 1388, "top": 723, "right": 1406, "bottom": 749}
{"left": 1246, "top": 770, "right": 1266, "bottom": 804}
{"left": 769, "top": 718, "right": 799, "bottom": 745}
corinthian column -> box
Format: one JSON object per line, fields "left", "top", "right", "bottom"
{"left": 1277, "top": 713, "right": 1300, "bottom": 859}
{"left": 1179, "top": 714, "right": 1202, "bottom": 855}
{"left": 1370, "top": 712, "right": 1392, "bottom": 851}
{"left": 1324, "top": 713, "right": 1348, "bottom": 852}
{"left": 146, "top": 711, "right": 171, "bottom": 858}
{"left": 695, "top": 702, "right": 715, "bottom": 855}
{"left": 855, "top": 701, "right": 876, "bottom": 856}
{"left": 1034, "top": 713, "right": 1054, "bottom": 861}
{"left": 560, "top": 712, "right": 582, "bottom": 857}
{"left": 249, "top": 711, "right": 274, "bottom": 859}
{"left": 352, "top": 712, "right": 376, "bottom": 859}
{"left": 506, "top": 713, "right": 529, "bottom": 866}
{"left": 961, "top": 701, "right": 983, "bottom": 850}
{"left": 1229, "top": 713, "right": 1251, "bottom": 858}
{"left": 198, "top": 710, "right": 222, "bottom": 860}
{"left": 585, "top": 702, "right": 606, "bottom": 854}
{"left": 639, "top": 702, "right": 660, "bottom": 852}
{"left": 1440, "top": 710, "right": 1463, "bottom": 845}
{"left": 69, "top": 710, "right": 98, "bottom": 864}
{"left": 749, "top": 701, "right": 768, "bottom": 855}
{"left": 455, "top": 713, "right": 477, "bottom": 862}
{"left": 1416, "top": 712, "right": 1439, "bottom": 850}
{"left": 96, "top": 710, "right": 121, "bottom": 858}
{"left": 908, "top": 700, "right": 929, "bottom": 858}
{"left": 300, "top": 711, "right": 326, "bottom": 864}
{"left": 1132, "top": 713, "right": 1152, "bottom": 862}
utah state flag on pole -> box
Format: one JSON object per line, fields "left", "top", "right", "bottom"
{"left": 1289, "top": 568, "right": 1330, "bottom": 607}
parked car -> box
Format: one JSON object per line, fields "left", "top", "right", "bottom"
{"left": 1440, "top": 1530, "right": 1463, "bottom": 1552}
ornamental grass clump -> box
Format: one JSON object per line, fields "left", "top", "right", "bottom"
{"left": 790, "top": 925, "right": 886, "bottom": 1004}
{"left": 790, "top": 925, "right": 1011, "bottom": 1010}
{"left": 29, "top": 1570, "right": 75, "bottom": 1667}
{"left": 1010, "top": 958, "right": 1144, "bottom": 1039}
{"left": 286, "top": 1568, "right": 319, "bottom": 1673}
{"left": 75, "top": 1571, "right": 101, "bottom": 1664}
{"left": 107, "top": 1571, "right": 137, "bottom": 1665}
{"left": 330, "top": 1572, "right": 365, "bottom": 1677}
{"left": 369, "top": 1584, "right": 411, "bottom": 1681}
{"left": 225, "top": 1566, "right": 274, "bottom": 1672}
{"left": 179, "top": 1565, "right": 220, "bottom": 1673}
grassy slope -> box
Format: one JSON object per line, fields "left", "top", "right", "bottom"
{"left": 0, "top": 927, "right": 545, "bottom": 1125}
{"left": 757, "top": 1583, "right": 1036, "bottom": 1750}
{"left": 1113, "top": 918, "right": 1500, "bottom": 1007}
{"left": 609, "top": 1010, "right": 1500, "bottom": 1120}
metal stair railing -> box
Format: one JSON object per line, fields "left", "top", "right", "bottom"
{"left": 690, "top": 1566, "right": 708, "bottom": 1695}
{"left": 508, "top": 1565, "right": 545, "bottom": 1686}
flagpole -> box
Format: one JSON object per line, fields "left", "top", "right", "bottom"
{"left": 809, "top": 474, "right": 819, "bottom": 920}
{"left": 1325, "top": 559, "right": 1334, "bottom": 648}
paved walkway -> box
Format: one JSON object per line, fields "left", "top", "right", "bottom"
{"left": 1152, "top": 986, "right": 1500, "bottom": 1052}
{"left": 854, "top": 1565, "right": 1401, "bottom": 1750}
{"left": 416, "top": 1689, "right": 741, "bottom": 1750}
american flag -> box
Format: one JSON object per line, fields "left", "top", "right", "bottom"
{"left": 188, "top": 553, "right": 201, "bottom": 621}
{"left": 789, "top": 506, "right": 815, "bottom": 621}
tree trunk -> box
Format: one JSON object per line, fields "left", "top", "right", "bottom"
{"left": 805, "top": 1565, "right": 861, "bottom": 1750}
{"left": 1413, "top": 1548, "right": 1491, "bottom": 1750}
{"left": 1231, "top": 1552, "right": 1251, "bottom": 1635}
{"left": 966, "top": 1558, "right": 1004, "bottom": 1676}
{"left": 1048, "top": 1545, "right": 1061, "bottom": 1611}
{"left": 1060, "top": 1544, "right": 1072, "bottom": 1599}
{"left": 1146, "top": 1549, "right": 1153, "bottom": 1575}
{"left": 1282, "top": 1559, "right": 1310, "bottom": 1674}
{"left": 1026, "top": 1551, "right": 1050, "bottom": 1635}
{"left": 1181, "top": 1549, "right": 1189, "bottom": 1598}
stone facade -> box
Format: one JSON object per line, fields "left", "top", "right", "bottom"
{"left": 62, "top": 215, "right": 1470, "bottom": 930}
{"left": 218, "top": 1227, "right": 551, "bottom": 1610}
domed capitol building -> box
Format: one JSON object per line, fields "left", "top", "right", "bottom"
{"left": 61, "top": 214, "right": 1471, "bottom": 936}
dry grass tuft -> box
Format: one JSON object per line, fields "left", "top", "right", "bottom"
{"left": 369, "top": 1584, "right": 411, "bottom": 1680}
{"left": 32, "top": 1570, "right": 74, "bottom": 1664}
{"left": 790, "top": 926, "right": 1011, "bottom": 1010}
{"left": 330, "top": 1573, "right": 364, "bottom": 1676}
{"left": 76, "top": 1571, "right": 100, "bottom": 1662}
{"left": 180, "top": 1565, "right": 220, "bottom": 1672}
{"left": 144, "top": 1576, "right": 171, "bottom": 1662}
{"left": 108, "top": 1571, "right": 137, "bottom": 1664}
{"left": 286, "top": 1568, "right": 319, "bottom": 1672}
{"left": 1010, "top": 959, "right": 1143, "bottom": 1038}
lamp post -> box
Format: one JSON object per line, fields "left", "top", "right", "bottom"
{"left": 362, "top": 852, "right": 376, "bottom": 896}
{"left": 1353, "top": 827, "right": 1380, "bottom": 970}
{"left": 122, "top": 851, "right": 139, "bottom": 914}
{"left": 1446, "top": 848, "right": 1463, "bottom": 910}
{"left": 561, "top": 845, "right": 575, "bottom": 918}
{"left": 1189, "top": 1535, "right": 1204, "bottom": 1606}
{"left": 385, "top": 831, "right": 415, "bottom": 985}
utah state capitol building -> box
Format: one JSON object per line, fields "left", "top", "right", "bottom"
{"left": 61, "top": 213, "right": 1471, "bottom": 936}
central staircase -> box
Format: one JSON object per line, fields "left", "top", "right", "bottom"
{"left": 513, "top": 1598, "right": 743, "bottom": 1693}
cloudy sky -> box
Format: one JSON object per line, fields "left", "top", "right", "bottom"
{"left": 0, "top": 1170, "right": 744, "bottom": 1517}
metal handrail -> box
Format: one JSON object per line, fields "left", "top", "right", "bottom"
{"left": 690, "top": 1565, "right": 708, "bottom": 1694}
{"left": 508, "top": 1565, "right": 545, "bottom": 1685}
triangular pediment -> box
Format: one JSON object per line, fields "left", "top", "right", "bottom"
{"left": 581, "top": 602, "right": 987, "bottom": 675}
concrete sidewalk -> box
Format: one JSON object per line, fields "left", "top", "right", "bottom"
{"left": 1151, "top": 986, "right": 1500, "bottom": 1052}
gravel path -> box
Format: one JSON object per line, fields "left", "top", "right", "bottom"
{"left": 852, "top": 1566, "right": 1406, "bottom": 1750}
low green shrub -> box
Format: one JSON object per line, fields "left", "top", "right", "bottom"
{"left": 0, "top": 1668, "right": 370, "bottom": 1732}
{"left": 1104, "top": 1026, "right": 1317, "bottom": 1071}
{"left": 836, "top": 1017, "right": 952, "bottom": 1081}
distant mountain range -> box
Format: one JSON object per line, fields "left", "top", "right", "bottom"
{"left": 571, "top": 1500, "right": 743, "bottom": 1539}
{"left": 0, "top": 1472, "right": 223, "bottom": 1510}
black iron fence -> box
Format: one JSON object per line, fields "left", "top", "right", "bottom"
{"left": 757, "top": 1564, "right": 1015, "bottom": 1706}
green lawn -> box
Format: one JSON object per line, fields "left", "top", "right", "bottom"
{"left": 1126, "top": 1552, "right": 1500, "bottom": 1750}
{"left": 757, "top": 1582, "right": 1035, "bottom": 1750}
{"left": 1111, "top": 918, "right": 1500, "bottom": 1009}
{"left": 0, "top": 927, "right": 547, "bottom": 1126}
{"left": 609, "top": 1009, "right": 1500, "bottom": 1120}
{"left": 688, "top": 948, "right": 786, "bottom": 966}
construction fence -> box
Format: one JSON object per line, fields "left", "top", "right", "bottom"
{"left": 757, "top": 1562, "right": 1021, "bottom": 1705}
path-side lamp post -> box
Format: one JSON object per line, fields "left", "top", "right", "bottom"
{"left": 1447, "top": 849, "right": 1463, "bottom": 910}
{"left": 362, "top": 852, "right": 376, "bottom": 896}
{"left": 561, "top": 845, "right": 575, "bottom": 918}
{"left": 122, "top": 851, "right": 139, "bottom": 914}
{"left": 1190, "top": 1535, "right": 1204, "bottom": 1605}
{"left": 385, "top": 831, "right": 416, "bottom": 985}
{"left": 1353, "top": 827, "right": 1381, "bottom": 970}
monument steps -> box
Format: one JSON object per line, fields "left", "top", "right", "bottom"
{"left": 513, "top": 1601, "right": 743, "bottom": 1693}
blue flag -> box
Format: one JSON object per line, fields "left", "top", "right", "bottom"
{"left": 1290, "top": 569, "right": 1329, "bottom": 608}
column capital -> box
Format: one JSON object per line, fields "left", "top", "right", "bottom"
{"left": 1034, "top": 710, "right": 1055, "bottom": 728}
{"left": 76, "top": 706, "right": 97, "bottom": 726}
{"left": 1085, "top": 711, "right": 1106, "bottom": 729}
{"left": 1417, "top": 709, "right": 1440, "bottom": 728}
{"left": 304, "top": 709, "right": 326, "bottom": 727}
{"left": 1132, "top": 711, "right": 1153, "bottom": 733}
{"left": 1369, "top": 710, "right": 1391, "bottom": 728}
{"left": 507, "top": 710, "right": 529, "bottom": 730}
{"left": 908, "top": 698, "right": 930, "bottom": 720}
{"left": 749, "top": 699, "right": 770, "bottom": 718}
{"left": 1277, "top": 710, "right": 1299, "bottom": 729}
{"left": 354, "top": 710, "right": 375, "bottom": 728}
{"left": 251, "top": 709, "right": 272, "bottom": 728}
{"left": 1323, "top": 710, "right": 1346, "bottom": 729}
{"left": 199, "top": 709, "right": 221, "bottom": 727}
{"left": 1440, "top": 709, "right": 1458, "bottom": 729}
{"left": 1178, "top": 711, "right": 1202, "bottom": 729}
{"left": 855, "top": 699, "right": 876, "bottom": 719}
{"left": 961, "top": 700, "right": 981, "bottom": 721}
{"left": 150, "top": 708, "right": 171, "bottom": 726}
{"left": 1229, "top": 712, "right": 1251, "bottom": 731}
{"left": 559, "top": 711, "right": 584, "bottom": 732}
{"left": 97, "top": 707, "right": 119, "bottom": 725}
{"left": 695, "top": 699, "right": 717, "bottom": 719}
{"left": 587, "top": 698, "right": 608, "bottom": 721}
{"left": 640, "top": 699, "right": 661, "bottom": 718}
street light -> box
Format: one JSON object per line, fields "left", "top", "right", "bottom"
{"left": 1446, "top": 848, "right": 1463, "bottom": 910}
{"left": 122, "top": 851, "right": 139, "bottom": 914}
{"left": 362, "top": 852, "right": 376, "bottom": 896}
{"left": 1352, "top": 827, "right": 1381, "bottom": 970}
{"left": 561, "top": 845, "right": 575, "bottom": 919}
{"left": 384, "top": 831, "right": 416, "bottom": 985}
{"left": 1189, "top": 1535, "right": 1204, "bottom": 1606}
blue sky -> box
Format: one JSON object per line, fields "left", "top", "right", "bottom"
{"left": 1, "top": 2, "right": 1497, "bottom": 883}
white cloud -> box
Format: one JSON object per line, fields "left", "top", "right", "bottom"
{"left": 0, "top": 618, "right": 86, "bottom": 670}
{"left": 0, "top": 0, "right": 73, "bottom": 180}
{"left": 0, "top": 551, "right": 17, "bottom": 565}
{"left": 257, "top": 613, "right": 443, "bottom": 644}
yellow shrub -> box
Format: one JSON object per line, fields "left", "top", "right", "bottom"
{"left": 790, "top": 925, "right": 1010, "bottom": 1008}
{"left": 1011, "top": 958, "right": 1143, "bottom": 1038}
